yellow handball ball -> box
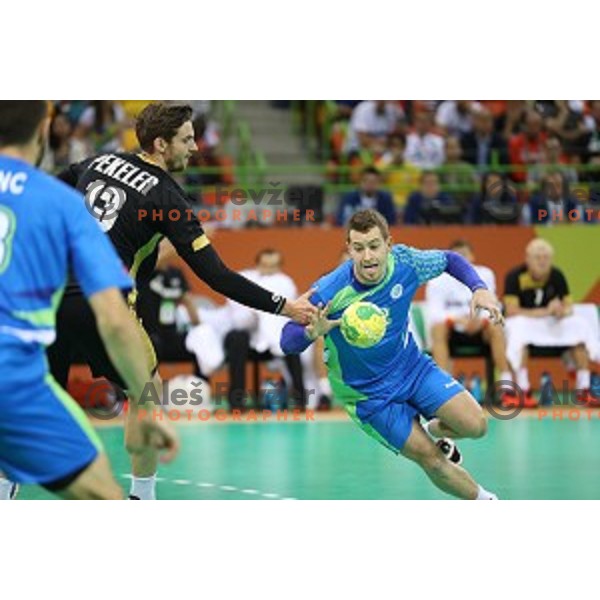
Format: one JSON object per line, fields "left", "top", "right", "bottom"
{"left": 341, "top": 301, "right": 388, "bottom": 349}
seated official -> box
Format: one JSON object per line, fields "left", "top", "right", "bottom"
{"left": 199, "top": 249, "right": 307, "bottom": 411}
{"left": 425, "top": 240, "right": 512, "bottom": 391}
{"left": 503, "top": 239, "right": 600, "bottom": 407}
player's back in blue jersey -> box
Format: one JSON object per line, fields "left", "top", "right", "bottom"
{"left": 309, "top": 245, "right": 466, "bottom": 452}
{"left": 0, "top": 155, "right": 132, "bottom": 487}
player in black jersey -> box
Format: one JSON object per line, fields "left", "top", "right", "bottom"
{"left": 49, "top": 103, "right": 316, "bottom": 499}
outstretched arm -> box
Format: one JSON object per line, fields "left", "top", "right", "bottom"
{"left": 444, "top": 251, "right": 504, "bottom": 325}
{"left": 281, "top": 302, "right": 341, "bottom": 354}
{"left": 182, "top": 243, "right": 315, "bottom": 324}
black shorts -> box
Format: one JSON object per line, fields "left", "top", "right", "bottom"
{"left": 47, "top": 293, "right": 157, "bottom": 390}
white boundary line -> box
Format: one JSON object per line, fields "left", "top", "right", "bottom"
{"left": 120, "top": 474, "right": 297, "bottom": 500}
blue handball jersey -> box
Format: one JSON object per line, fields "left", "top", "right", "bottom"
{"left": 311, "top": 245, "right": 448, "bottom": 404}
{"left": 0, "top": 155, "right": 132, "bottom": 347}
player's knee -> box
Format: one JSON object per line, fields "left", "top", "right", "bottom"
{"left": 467, "top": 415, "right": 487, "bottom": 439}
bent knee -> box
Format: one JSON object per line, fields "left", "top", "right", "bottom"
{"left": 466, "top": 415, "right": 487, "bottom": 439}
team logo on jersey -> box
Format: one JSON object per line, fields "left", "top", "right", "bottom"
{"left": 390, "top": 283, "right": 403, "bottom": 300}
{"left": 85, "top": 180, "right": 127, "bottom": 232}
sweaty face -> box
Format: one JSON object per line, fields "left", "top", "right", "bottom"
{"left": 164, "top": 121, "right": 197, "bottom": 172}
{"left": 347, "top": 227, "right": 391, "bottom": 285}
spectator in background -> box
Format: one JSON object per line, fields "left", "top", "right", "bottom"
{"left": 187, "top": 115, "right": 234, "bottom": 187}
{"left": 461, "top": 108, "right": 508, "bottom": 169}
{"left": 498, "top": 100, "right": 528, "bottom": 141}
{"left": 435, "top": 100, "right": 482, "bottom": 137}
{"left": 220, "top": 249, "right": 306, "bottom": 411}
{"left": 527, "top": 135, "right": 578, "bottom": 186}
{"left": 425, "top": 240, "right": 511, "bottom": 383}
{"left": 345, "top": 101, "right": 404, "bottom": 155}
{"left": 41, "top": 110, "right": 89, "bottom": 171}
{"left": 404, "top": 111, "right": 445, "bottom": 169}
{"left": 467, "top": 172, "right": 519, "bottom": 224}
{"left": 503, "top": 239, "right": 599, "bottom": 408}
{"left": 524, "top": 171, "right": 581, "bottom": 224}
{"left": 582, "top": 100, "right": 600, "bottom": 161}
{"left": 439, "top": 136, "right": 478, "bottom": 204}
{"left": 73, "top": 100, "right": 126, "bottom": 155}
{"left": 544, "top": 100, "right": 588, "bottom": 159}
{"left": 404, "top": 171, "right": 463, "bottom": 225}
{"left": 508, "top": 109, "right": 547, "bottom": 181}
{"left": 375, "top": 134, "right": 421, "bottom": 209}
{"left": 336, "top": 167, "right": 397, "bottom": 226}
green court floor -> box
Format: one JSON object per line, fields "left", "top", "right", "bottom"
{"left": 17, "top": 415, "right": 600, "bottom": 500}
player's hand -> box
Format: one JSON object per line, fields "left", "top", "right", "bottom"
{"left": 306, "top": 302, "right": 342, "bottom": 340}
{"left": 126, "top": 405, "right": 180, "bottom": 464}
{"left": 471, "top": 288, "right": 504, "bottom": 326}
{"left": 281, "top": 289, "right": 318, "bottom": 324}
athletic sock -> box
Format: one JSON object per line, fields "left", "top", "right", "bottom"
{"left": 516, "top": 368, "right": 530, "bottom": 394}
{"left": 0, "top": 478, "right": 14, "bottom": 500}
{"left": 476, "top": 485, "right": 498, "bottom": 500}
{"left": 129, "top": 475, "right": 157, "bottom": 500}
{"left": 499, "top": 370, "right": 512, "bottom": 383}
{"left": 576, "top": 369, "right": 591, "bottom": 391}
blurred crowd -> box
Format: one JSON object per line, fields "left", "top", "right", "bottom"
{"left": 42, "top": 100, "right": 232, "bottom": 184}
{"left": 326, "top": 100, "right": 600, "bottom": 226}
{"left": 44, "top": 100, "right": 600, "bottom": 227}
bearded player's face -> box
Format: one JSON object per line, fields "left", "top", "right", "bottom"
{"left": 347, "top": 227, "right": 391, "bottom": 285}
{"left": 164, "top": 120, "right": 197, "bottom": 172}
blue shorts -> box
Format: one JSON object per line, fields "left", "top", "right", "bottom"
{"left": 348, "top": 352, "right": 465, "bottom": 454}
{"left": 0, "top": 337, "right": 102, "bottom": 487}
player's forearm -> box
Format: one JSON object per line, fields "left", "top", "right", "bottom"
{"left": 280, "top": 321, "right": 313, "bottom": 354}
{"left": 184, "top": 245, "right": 285, "bottom": 315}
{"left": 444, "top": 251, "right": 487, "bottom": 292}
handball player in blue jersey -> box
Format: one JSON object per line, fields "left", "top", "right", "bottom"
{"left": 281, "top": 209, "right": 502, "bottom": 499}
{"left": 0, "top": 101, "right": 178, "bottom": 499}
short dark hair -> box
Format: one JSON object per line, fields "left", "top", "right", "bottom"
{"left": 346, "top": 209, "right": 390, "bottom": 241}
{"left": 449, "top": 239, "right": 472, "bottom": 252}
{"left": 135, "top": 102, "right": 193, "bottom": 152}
{"left": 255, "top": 247, "right": 281, "bottom": 265}
{"left": 361, "top": 166, "right": 381, "bottom": 178}
{"left": 0, "top": 101, "right": 48, "bottom": 147}
{"left": 420, "top": 170, "right": 439, "bottom": 184}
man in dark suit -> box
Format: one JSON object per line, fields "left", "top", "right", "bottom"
{"left": 461, "top": 109, "right": 508, "bottom": 168}
{"left": 336, "top": 166, "right": 397, "bottom": 226}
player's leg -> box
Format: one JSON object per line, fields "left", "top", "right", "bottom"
{"left": 0, "top": 366, "right": 123, "bottom": 500}
{"left": 430, "top": 322, "right": 451, "bottom": 372}
{"left": 123, "top": 316, "right": 163, "bottom": 499}
{"left": 53, "top": 453, "right": 122, "bottom": 500}
{"left": 481, "top": 324, "right": 512, "bottom": 383}
{"left": 350, "top": 399, "right": 495, "bottom": 499}
{"left": 401, "top": 419, "right": 494, "bottom": 499}
{"left": 407, "top": 353, "right": 486, "bottom": 440}
{"left": 426, "top": 390, "right": 487, "bottom": 440}
{"left": 126, "top": 369, "right": 161, "bottom": 500}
